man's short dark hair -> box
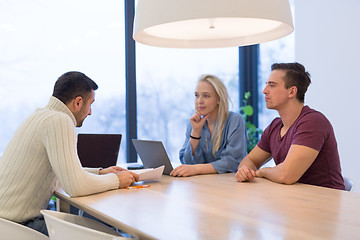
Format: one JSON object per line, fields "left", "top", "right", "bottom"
{"left": 52, "top": 71, "right": 98, "bottom": 104}
{"left": 271, "top": 62, "right": 311, "bottom": 103}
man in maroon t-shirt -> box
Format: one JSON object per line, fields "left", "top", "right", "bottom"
{"left": 235, "top": 62, "right": 345, "bottom": 190}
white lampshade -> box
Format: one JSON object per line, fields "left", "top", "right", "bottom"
{"left": 133, "top": 0, "right": 294, "bottom": 48}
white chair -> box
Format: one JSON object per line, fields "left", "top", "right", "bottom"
{"left": 0, "top": 217, "right": 49, "bottom": 240}
{"left": 41, "top": 210, "right": 127, "bottom": 240}
{"left": 344, "top": 177, "right": 354, "bottom": 191}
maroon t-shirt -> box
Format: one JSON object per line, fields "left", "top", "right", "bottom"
{"left": 258, "top": 106, "right": 345, "bottom": 190}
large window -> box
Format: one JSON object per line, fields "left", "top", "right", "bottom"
{"left": 136, "top": 46, "right": 239, "bottom": 163}
{"left": 1, "top": 0, "right": 295, "bottom": 165}
{"left": 0, "top": 0, "right": 126, "bottom": 161}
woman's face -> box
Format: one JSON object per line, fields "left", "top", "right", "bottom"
{"left": 195, "top": 81, "right": 219, "bottom": 117}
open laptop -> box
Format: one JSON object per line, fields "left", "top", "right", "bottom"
{"left": 132, "top": 139, "right": 174, "bottom": 175}
{"left": 77, "top": 134, "right": 122, "bottom": 168}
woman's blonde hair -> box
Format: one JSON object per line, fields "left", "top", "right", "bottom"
{"left": 198, "top": 74, "right": 230, "bottom": 156}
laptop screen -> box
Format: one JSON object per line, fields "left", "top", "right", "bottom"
{"left": 77, "top": 134, "right": 122, "bottom": 168}
{"left": 132, "top": 139, "right": 173, "bottom": 175}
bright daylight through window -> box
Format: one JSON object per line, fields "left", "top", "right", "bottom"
{"left": 0, "top": 0, "right": 126, "bottom": 161}
{"left": 0, "top": 0, "right": 294, "bottom": 165}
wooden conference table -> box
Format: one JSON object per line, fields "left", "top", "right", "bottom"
{"left": 55, "top": 174, "right": 360, "bottom": 240}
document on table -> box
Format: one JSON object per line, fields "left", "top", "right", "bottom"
{"left": 130, "top": 165, "right": 164, "bottom": 181}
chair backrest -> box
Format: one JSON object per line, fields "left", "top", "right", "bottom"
{"left": 41, "top": 210, "right": 126, "bottom": 240}
{"left": 344, "top": 177, "right": 354, "bottom": 191}
{"left": 0, "top": 217, "right": 49, "bottom": 240}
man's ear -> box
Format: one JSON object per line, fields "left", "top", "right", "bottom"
{"left": 289, "top": 86, "right": 297, "bottom": 98}
{"left": 73, "top": 96, "right": 83, "bottom": 111}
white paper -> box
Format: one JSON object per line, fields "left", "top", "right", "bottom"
{"left": 130, "top": 165, "right": 164, "bottom": 181}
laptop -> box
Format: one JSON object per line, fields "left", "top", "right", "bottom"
{"left": 77, "top": 134, "right": 122, "bottom": 168}
{"left": 132, "top": 139, "right": 174, "bottom": 175}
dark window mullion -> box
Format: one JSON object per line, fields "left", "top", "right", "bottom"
{"left": 124, "top": 0, "right": 137, "bottom": 163}
{"left": 239, "top": 45, "right": 259, "bottom": 128}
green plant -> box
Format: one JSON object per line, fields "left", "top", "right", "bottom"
{"left": 240, "top": 92, "right": 263, "bottom": 153}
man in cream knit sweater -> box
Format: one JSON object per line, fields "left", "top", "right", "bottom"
{"left": 0, "top": 71, "right": 139, "bottom": 235}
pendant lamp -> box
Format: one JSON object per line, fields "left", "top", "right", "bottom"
{"left": 133, "top": 0, "right": 294, "bottom": 48}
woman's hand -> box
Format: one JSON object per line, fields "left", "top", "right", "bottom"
{"left": 170, "top": 164, "right": 199, "bottom": 177}
{"left": 190, "top": 111, "right": 209, "bottom": 136}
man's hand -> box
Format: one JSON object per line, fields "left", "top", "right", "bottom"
{"left": 116, "top": 171, "right": 139, "bottom": 188}
{"left": 170, "top": 164, "right": 198, "bottom": 177}
{"left": 99, "top": 166, "right": 127, "bottom": 175}
{"left": 235, "top": 165, "right": 256, "bottom": 182}
{"left": 255, "top": 169, "right": 265, "bottom": 178}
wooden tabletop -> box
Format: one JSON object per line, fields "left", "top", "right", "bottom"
{"left": 55, "top": 174, "right": 360, "bottom": 240}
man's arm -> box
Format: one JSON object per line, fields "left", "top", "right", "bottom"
{"left": 43, "top": 115, "right": 137, "bottom": 197}
{"left": 255, "top": 144, "right": 319, "bottom": 184}
{"left": 235, "top": 146, "right": 272, "bottom": 182}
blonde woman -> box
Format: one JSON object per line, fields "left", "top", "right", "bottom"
{"left": 171, "top": 75, "right": 248, "bottom": 177}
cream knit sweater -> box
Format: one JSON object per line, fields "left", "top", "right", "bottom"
{"left": 0, "top": 97, "right": 119, "bottom": 222}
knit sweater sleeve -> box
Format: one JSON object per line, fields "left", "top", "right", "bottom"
{"left": 41, "top": 112, "right": 119, "bottom": 197}
{"left": 84, "top": 168, "right": 102, "bottom": 174}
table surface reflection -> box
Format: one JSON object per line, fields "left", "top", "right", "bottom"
{"left": 55, "top": 174, "right": 360, "bottom": 240}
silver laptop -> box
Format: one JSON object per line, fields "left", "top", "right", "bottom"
{"left": 132, "top": 139, "right": 174, "bottom": 175}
